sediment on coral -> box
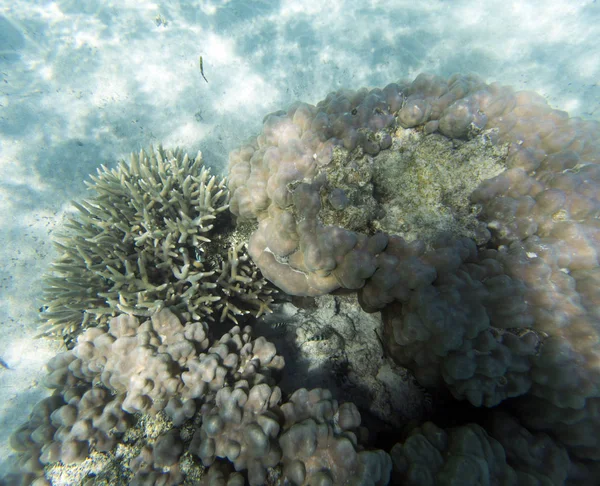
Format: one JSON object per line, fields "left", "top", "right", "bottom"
{"left": 227, "top": 72, "right": 600, "bottom": 470}
{"left": 40, "top": 145, "right": 274, "bottom": 339}
{"left": 227, "top": 73, "right": 506, "bottom": 298}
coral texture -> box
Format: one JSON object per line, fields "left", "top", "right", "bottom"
{"left": 9, "top": 309, "right": 389, "bottom": 486}
{"left": 41, "top": 146, "right": 274, "bottom": 338}
{"left": 390, "top": 413, "right": 571, "bottom": 485}
{"left": 227, "top": 73, "right": 600, "bottom": 468}
{"left": 278, "top": 388, "right": 391, "bottom": 486}
{"left": 227, "top": 74, "right": 502, "bottom": 298}
{"left": 7, "top": 71, "right": 600, "bottom": 485}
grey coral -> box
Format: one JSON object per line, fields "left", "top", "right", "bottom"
{"left": 7, "top": 71, "right": 600, "bottom": 485}
{"left": 41, "top": 145, "right": 274, "bottom": 337}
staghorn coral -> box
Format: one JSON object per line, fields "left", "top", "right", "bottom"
{"left": 41, "top": 145, "right": 274, "bottom": 338}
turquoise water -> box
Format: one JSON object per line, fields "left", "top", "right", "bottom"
{"left": 1, "top": 0, "right": 599, "bottom": 483}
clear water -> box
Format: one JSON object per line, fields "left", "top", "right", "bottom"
{"left": 1, "top": 0, "right": 599, "bottom": 480}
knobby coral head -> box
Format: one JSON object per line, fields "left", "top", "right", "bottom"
{"left": 226, "top": 72, "right": 600, "bottom": 477}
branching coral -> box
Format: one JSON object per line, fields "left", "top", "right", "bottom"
{"left": 41, "top": 145, "right": 274, "bottom": 338}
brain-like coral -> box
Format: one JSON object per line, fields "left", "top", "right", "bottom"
{"left": 41, "top": 145, "right": 274, "bottom": 338}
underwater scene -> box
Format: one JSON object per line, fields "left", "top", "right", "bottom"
{"left": 1, "top": 0, "right": 600, "bottom": 484}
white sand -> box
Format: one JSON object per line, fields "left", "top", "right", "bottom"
{"left": 0, "top": 0, "right": 598, "bottom": 473}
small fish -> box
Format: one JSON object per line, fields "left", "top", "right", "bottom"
{"left": 307, "top": 333, "right": 327, "bottom": 342}
{"left": 154, "top": 14, "right": 168, "bottom": 27}
{"left": 199, "top": 56, "right": 208, "bottom": 83}
{"left": 0, "top": 357, "right": 11, "bottom": 370}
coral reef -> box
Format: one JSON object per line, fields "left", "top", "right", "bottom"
{"left": 41, "top": 146, "right": 274, "bottom": 338}
{"left": 6, "top": 71, "right": 600, "bottom": 485}
{"left": 255, "top": 294, "right": 431, "bottom": 430}
{"left": 226, "top": 74, "right": 505, "bottom": 297}
{"left": 227, "top": 72, "right": 600, "bottom": 479}
{"left": 390, "top": 412, "right": 571, "bottom": 485}
{"left": 8, "top": 309, "right": 390, "bottom": 486}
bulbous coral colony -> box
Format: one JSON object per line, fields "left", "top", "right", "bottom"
{"left": 6, "top": 72, "right": 600, "bottom": 485}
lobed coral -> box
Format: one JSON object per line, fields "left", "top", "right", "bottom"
{"left": 8, "top": 309, "right": 390, "bottom": 486}
{"left": 227, "top": 73, "right": 600, "bottom": 475}
{"left": 278, "top": 388, "right": 391, "bottom": 486}
{"left": 227, "top": 80, "right": 509, "bottom": 298}
{"left": 390, "top": 412, "right": 572, "bottom": 485}
{"left": 41, "top": 145, "right": 274, "bottom": 338}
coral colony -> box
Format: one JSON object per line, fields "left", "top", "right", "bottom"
{"left": 5, "top": 73, "right": 600, "bottom": 485}
{"left": 40, "top": 147, "right": 273, "bottom": 339}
